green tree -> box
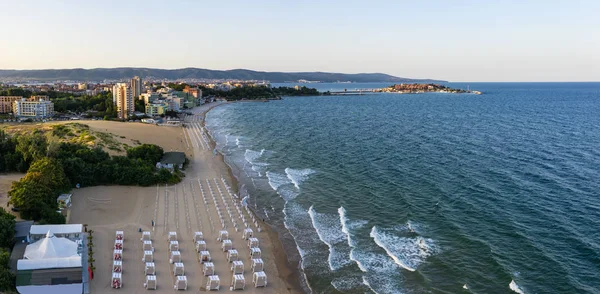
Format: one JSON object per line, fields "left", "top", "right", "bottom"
{"left": 8, "top": 179, "right": 53, "bottom": 220}
{"left": 134, "top": 99, "right": 146, "bottom": 113}
{"left": 0, "top": 248, "right": 10, "bottom": 267}
{"left": 39, "top": 207, "right": 66, "bottom": 224}
{"left": 0, "top": 208, "right": 15, "bottom": 248}
{"left": 0, "top": 248, "right": 14, "bottom": 292}
{"left": 167, "top": 83, "right": 188, "bottom": 91}
{"left": 15, "top": 131, "right": 48, "bottom": 164}
{"left": 126, "top": 144, "right": 164, "bottom": 164}
{"left": 0, "top": 130, "right": 25, "bottom": 172}
{"left": 8, "top": 158, "right": 70, "bottom": 220}
{"left": 27, "top": 158, "right": 71, "bottom": 193}
{"left": 0, "top": 266, "right": 14, "bottom": 292}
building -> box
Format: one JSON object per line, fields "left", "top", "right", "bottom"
{"left": 13, "top": 96, "right": 54, "bottom": 119}
{"left": 156, "top": 152, "right": 186, "bottom": 170}
{"left": 183, "top": 87, "right": 202, "bottom": 98}
{"left": 77, "top": 83, "right": 87, "bottom": 90}
{"left": 0, "top": 96, "right": 22, "bottom": 113}
{"left": 166, "top": 97, "right": 183, "bottom": 112}
{"left": 112, "top": 83, "right": 134, "bottom": 119}
{"left": 140, "top": 92, "right": 159, "bottom": 105}
{"left": 14, "top": 221, "right": 34, "bottom": 243}
{"left": 131, "top": 76, "right": 142, "bottom": 100}
{"left": 16, "top": 225, "right": 84, "bottom": 294}
{"left": 28, "top": 224, "right": 83, "bottom": 243}
{"left": 27, "top": 95, "right": 50, "bottom": 102}
{"left": 156, "top": 87, "right": 172, "bottom": 94}
{"left": 145, "top": 102, "right": 167, "bottom": 117}
{"left": 57, "top": 194, "right": 72, "bottom": 210}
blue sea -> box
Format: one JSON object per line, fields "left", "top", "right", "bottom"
{"left": 205, "top": 82, "right": 600, "bottom": 294}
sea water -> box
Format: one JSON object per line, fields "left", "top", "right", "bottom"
{"left": 205, "top": 82, "right": 600, "bottom": 294}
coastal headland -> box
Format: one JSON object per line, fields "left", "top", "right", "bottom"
{"left": 329, "top": 83, "right": 482, "bottom": 95}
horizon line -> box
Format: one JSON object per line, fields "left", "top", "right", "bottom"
{"left": 0, "top": 67, "right": 598, "bottom": 83}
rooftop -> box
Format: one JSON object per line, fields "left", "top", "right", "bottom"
{"left": 15, "top": 220, "right": 34, "bottom": 239}
{"left": 30, "top": 224, "right": 82, "bottom": 235}
{"left": 160, "top": 151, "right": 186, "bottom": 165}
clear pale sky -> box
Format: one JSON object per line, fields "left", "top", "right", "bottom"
{"left": 1, "top": 0, "right": 599, "bottom": 82}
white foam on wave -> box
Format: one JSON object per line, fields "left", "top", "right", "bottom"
{"left": 339, "top": 207, "right": 368, "bottom": 246}
{"left": 266, "top": 171, "right": 289, "bottom": 191}
{"left": 244, "top": 149, "right": 269, "bottom": 175}
{"left": 509, "top": 280, "right": 525, "bottom": 294}
{"left": 338, "top": 207, "right": 369, "bottom": 272}
{"left": 244, "top": 149, "right": 268, "bottom": 165}
{"left": 335, "top": 211, "right": 405, "bottom": 293}
{"left": 370, "top": 226, "right": 439, "bottom": 272}
{"left": 282, "top": 202, "right": 322, "bottom": 270}
{"left": 331, "top": 276, "right": 364, "bottom": 292}
{"left": 394, "top": 220, "right": 424, "bottom": 235}
{"left": 362, "top": 276, "right": 371, "bottom": 291}
{"left": 278, "top": 187, "right": 299, "bottom": 202}
{"left": 352, "top": 250, "right": 403, "bottom": 294}
{"left": 339, "top": 207, "right": 353, "bottom": 246}
{"left": 285, "top": 168, "right": 316, "bottom": 189}
{"left": 308, "top": 206, "right": 351, "bottom": 271}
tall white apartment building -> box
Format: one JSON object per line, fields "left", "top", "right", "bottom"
{"left": 131, "top": 76, "right": 142, "bottom": 100}
{"left": 13, "top": 96, "right": 54, "bottom": 118}
{"left": 112, "top": 83, "right": 133, "bottom": 119}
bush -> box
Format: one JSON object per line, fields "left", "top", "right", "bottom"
{"left": 0, "top": 266, "right": 15, "bottom": 292}
{"left": 126, "top": 144, "right": 164, "bottom": 164}
{"left": 52, "top": 125, "right": 70, "bottom": 138}
{"left": 0, "top": 208, "right": 15, "bottom": 248}
{"left": 0, "top": 248, "right": 10, "bottom": 267}
{"left": 0, "top": 214, "right": 15, "bottom": 292}
{"left": 39, "top": 208, "right": 66, "bottom": 225}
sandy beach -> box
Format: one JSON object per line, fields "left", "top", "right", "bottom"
{"left": 66, "top": 103, "right": 304, "bottom": 293}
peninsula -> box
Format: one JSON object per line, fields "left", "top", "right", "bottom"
{"left": 379, "top": 83, "right": 482, "bottom": 94}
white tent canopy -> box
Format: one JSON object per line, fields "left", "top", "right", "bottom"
{"left": 30, "top": 224, "right": 82, "bottom": 236}
{"left": 24, "top": 231, "right": 79, "bottom": 260}
{"left": 18, "top": 256, "right": 81, "bottom": 270}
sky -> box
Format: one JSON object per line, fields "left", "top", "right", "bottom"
{"left": 1, "top": 0, "right": 599, "bottom": 82}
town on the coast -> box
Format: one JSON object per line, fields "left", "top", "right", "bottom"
{"left": 0, "top": 77, "right": 321, "bottom": 123}
{"left": 0, "top": 76, "right": 307, "bottom": 293}
{"left": 0, "top": 75, "right": 481, "bottom": 294}
{"left": 0, "top": 77, "right": 482, "bottom": 123}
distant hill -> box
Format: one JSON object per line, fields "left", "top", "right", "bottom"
{"left": 0, "top": 68, "right": 446, "bottom": 83}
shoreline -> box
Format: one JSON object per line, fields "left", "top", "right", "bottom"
{"left": 200, "top": 102, "right": 309, "bottom": 294}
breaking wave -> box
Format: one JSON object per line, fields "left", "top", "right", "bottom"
{"left": 308, "top": 206, "right": 351, "bottom": 271}
{"left": 285, "top": 168, "right": 316, "bottom": 189}
{"left": 370, "top": 225, "right": 439, "bottom": 272}
{"left": 266, "top": 171, "right": 289, "bottom": 191}
{"left": 510, "top": 280, "right": 525, "bottom": 294}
